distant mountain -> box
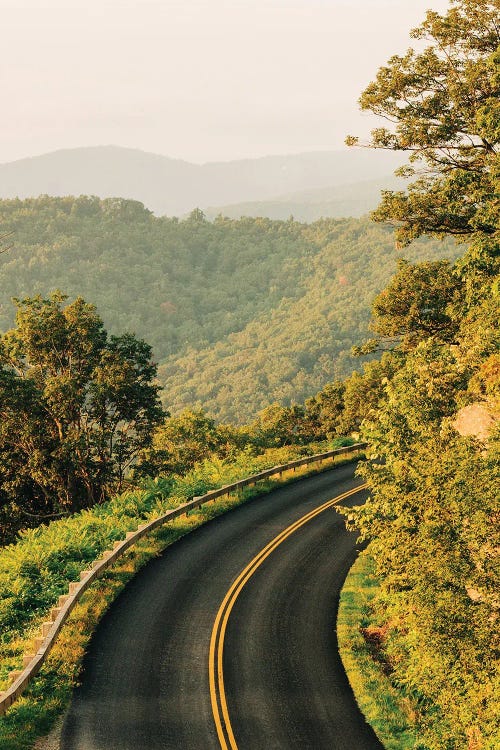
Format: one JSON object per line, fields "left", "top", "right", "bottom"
{"left": 204, "top": 175, "right": 407, "bottom": 221}
{"left": 0, "top": 146, "right": 405, "bottom": 217}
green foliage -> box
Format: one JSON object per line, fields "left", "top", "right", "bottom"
{"left": 304, "top": 380, "right": 346, "bottom": 439}
{"left": 0, "top": 197, "right": 315, "bottom": 362}
{"left": 339, "top": 280, "right": 500, "bottom": 750}
{"left": 370, "top": 259, "right": 462, "bottom": 349}
{"left": 136, "top": 408, "right": 246, "bottom": 477}
{"left": 246, "top": 402, "right": 314, "bottom": 448}
{"left": 157, "top": 219, "right": 456, "bottom": 422}
{"left": 0, "top": 293, "right": 165, "bottom": 542}
{"left": 340, "top": 3, "right": 500, "bottom": 746}
{"left": 348, "top": 0, "right": 500, "bottom": 244}
{"left": 348, "top": 435, "right": 500, "bottom": 749}
{"left": 301, "top": 354, "right": 398, "bottom": 440}
{"left": 0, "top": 198, "right": 456, "bottom": 422}
{"left": 138, "top": 401, "right": 355, "bottom": 478}
{"left": 348, "top": 0, "right": 500, "bottom": 247}
{"left": 338, "top": 355, "right": 398, "bottom": 436}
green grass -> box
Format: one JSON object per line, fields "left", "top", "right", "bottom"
{"left": 0, "top": 448, "right": 362, "bottom": 749}
{"left": 337, "top": 550, "right": 424, "bottom": 750}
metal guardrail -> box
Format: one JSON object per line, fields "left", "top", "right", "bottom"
{"left": 0, "top": 442, "right": 366, "bottom": 716}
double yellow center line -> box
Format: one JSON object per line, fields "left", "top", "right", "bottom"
{"left": 208, "top": 483, "right": 367, "bottom": 750}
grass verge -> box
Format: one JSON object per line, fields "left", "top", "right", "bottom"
{"left": 337, "top": 549, "right": 422, "bottom": 750}
{"left": 0, "top": 452, "right": 361, "bottom": 749}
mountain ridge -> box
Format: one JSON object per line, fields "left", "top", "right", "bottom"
{"left": 204, "top": 174, "right": 407, "bottom": 222}
{"left": 0, "top": 145, "right": 405, "bottom": 217}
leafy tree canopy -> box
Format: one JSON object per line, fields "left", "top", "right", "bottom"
{"left": 136, "top": 408, "right": 240, "bottom": 478}
{"left": 340, "top": 2, "right": 500, "bottom": 745}
{"left": 0, "top": 293, "right": 165, "bottom": 541}
{"left": 369, "top": 258, "right": 463, "bottom": 348}
{"left": 347, "top": 0, "right": 500, "bottom": 248}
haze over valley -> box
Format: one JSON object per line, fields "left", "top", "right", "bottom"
{"left": 0, "top": 145, "right": 405, "bottom": 219}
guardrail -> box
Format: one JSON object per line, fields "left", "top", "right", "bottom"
{"left": 0, "top": 442, "right": 366, "bottom": 716}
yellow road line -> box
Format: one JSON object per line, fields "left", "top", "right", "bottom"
{"left": 208, "top": 483, "right": 367, "bottom": 750}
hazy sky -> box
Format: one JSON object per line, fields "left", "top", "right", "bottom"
{"left": 2, "top": 0, "right": 450, "bottom": 164}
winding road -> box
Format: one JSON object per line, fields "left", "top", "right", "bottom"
{"left": 61, "top": 463, "right": 383, "bottom": 750}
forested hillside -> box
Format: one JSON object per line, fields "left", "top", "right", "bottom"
{"left": 0, "top": 197, "right": 455, "bottom": 420}
{"left": 158, "top": 220, "right": 456, "bottom": 421}
{"left": 0, "top": 197, "right": 314, "bottom": 360}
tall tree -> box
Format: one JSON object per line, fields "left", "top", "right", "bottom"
{"left": 347, "top": 0, "right": 500, "bottom": 249}
{"left": 342, "top": 2, "right": 500, "bottom": 747}
{"left": 0, "top": 293, "right": 165, "bottom": 529}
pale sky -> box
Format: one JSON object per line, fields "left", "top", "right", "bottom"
{"left": 1, "top": 0, "right": 450, "bottom": 164}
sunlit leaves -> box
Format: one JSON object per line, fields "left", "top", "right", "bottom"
{"left": 348, "top": 1, "right": 500, "bottom": 246}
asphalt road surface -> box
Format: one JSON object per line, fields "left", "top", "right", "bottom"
{"left": 61, "top": 463, "right": 383, "bottom": 750}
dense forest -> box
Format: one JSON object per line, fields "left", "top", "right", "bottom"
{"left": 0, "top": 199, "right": 455, "bottom": 421}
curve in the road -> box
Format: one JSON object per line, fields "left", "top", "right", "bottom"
{"left": 209, "top": 483, "right": 366, "bottom": 750}
{"left": 61, "top": 464, "right": 383, "bottom": 750}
